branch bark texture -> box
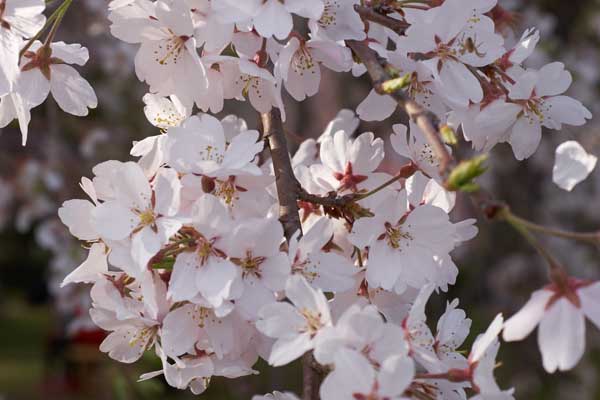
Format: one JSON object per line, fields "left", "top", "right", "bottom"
{"left": 261, "top": 109, "right": 323, "bottom": 400}
{"left": 261, "top": 109, "right": 302, "bottom": 242}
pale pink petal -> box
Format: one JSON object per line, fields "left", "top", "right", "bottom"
{"left": 538, "top": 298, "right": 585, "bottom": 373}
{"left": 503, "top": 289, "right": 552, "bottom": 341}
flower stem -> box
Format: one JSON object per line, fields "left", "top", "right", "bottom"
{"left": 42, "top": 0, "right": 72, "bottom": 45}
{"left": 355, "top": 162, "right": 417, "bottom": 201}
{"left": 19, "top": 0, "right": 72, "bottom": 58}
{"left": 504, "top": 213, "right": 600, "bottom": 245}
{"left": 346, "top": 39, "right": 454, "bottom": 178}
{"left": 498, "top": 207, "right": 566, "bottom": 278}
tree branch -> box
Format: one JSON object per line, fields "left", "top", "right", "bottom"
{"left": 346, "top": 39, "right": 455, "bottom": 178}
{"left": 354, "top": 4, "right": 410, "bottom": 35}
{"left": 260, "top": 109, "right": 302, "bottom": 241}
{"left": 260, "top": 109, "right": 323, "bottom": 400}
{"left": 302, "top": 353, "right": 322, "bottom": 400}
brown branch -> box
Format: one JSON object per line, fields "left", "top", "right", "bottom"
{"left": 346, "top": 39, "right": 455, "bottom": 178}
{"left": 261, "top": 109, "right": 303, "bottom": 241}
{"left": 260, "top": 109, "right": 323, "bottom": 400}
{"left": 354, "top": 4, "right": 410, "bottom": 35}
{"left": 298, "top": 190, "right": 354, "bottom": 208}
{"left": 302, "top": 353, "right": 323, "bottom": 400}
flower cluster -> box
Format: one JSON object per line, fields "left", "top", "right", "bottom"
{"left": 3, "top": 0, "right": 599, "bottom": 398}
{"left": 0, "top": 0, "right": 97, "bottom": 145}
{"left": 57, "top": 107, "right": 510, "bottom": 398}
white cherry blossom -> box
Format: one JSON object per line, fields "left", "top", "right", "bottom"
{"left": 257, "top": 275, "right": 332, "bottom": 366}
{"left": 503, "top": 279, "right": 600, "bottom": 373}
{"left": 224, "top": 217, "right": 290, "bottom": 320}
{"left": 109, "top": 0, "right": 208, "bottom": 108}
{"left": 276, "top": 37, "right": 352, "bottom": 101}
{"left": 552, "top": 140, "right": 597, "bottom": 191}
{"left": 253, "top": 392, "right": 300, "bottom": 400}
{"left": 166, "top": 113, "right": 263, "bottom": 178}
{"left": 91, "top": 162, "right": 182, "bottom": 273}
{"left": 0, "top": 0, "right": 46, "bottom": 96}
{"left": 312, "top": 130, "right": 384, "bottom": 194}
{"left": 308, "top": 0, "right": 365, "bottom": 42}
{"left": 468, "top": 62, "right": 592, "bottom": 160}
{"left": 320, "top": 348, "right": 414, "bottom": 400}
{"left": 349, "top": 191, "right": 464, "bottom": 293}
{"left": 289, "top": 218, "right": 356, "bottom": 292}
{"left": 251, "top": 0, "right": 324, "bottom": 40}
{"left": 7, "top": 41, "right": 97, "bottom": 144}
{"left": 167, "top": 194, "right": 242, "bottom": 312}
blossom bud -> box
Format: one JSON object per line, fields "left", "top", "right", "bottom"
{"left": 380, "top": 73, "right": 412, "bottom": 94}
{"left": 440, "top": 125, "right": 458, "bottom": 145}
{"left": 446, "top": 155, "right": 488, "bottom": 192}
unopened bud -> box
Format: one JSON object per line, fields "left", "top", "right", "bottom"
{"left": 380, "top": 73, "right": 412, "bottom": 94}
{"left": 201, "top": 176, "right": 216, "bottom": 193}
{"left": 346, "top": 202, "right": 374, "bottom": 220}
{"left": 440, "top": 125, "right": 458, "bottom": 145}
{"left": 446, "top": 155, "right": 488, "bottom": 192}
{"left": 446, "top": 368, "right": 470, "bottom": 383}
{"left": 151, "top": 256, "right": 175, "bottom": 271}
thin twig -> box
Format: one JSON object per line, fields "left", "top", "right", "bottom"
{"left": 298, "top": 162, "right": 417, "bottom": 208}
{"left": 261, "top": 110, "right": 324, "bottom": 399}
{"left": 346, "top": 39, "right": 455, "bottom": 178}
{"left": 506, "top": 214, "right": 600, "bottom": 245}
{"left": 470, "top": 193, "right": 570, "bottom": 284}
{"left": 298, "top": 189, "right": 354, "bottom": 208}
{"left": 355, "top": 162, "right": 417, "bottom": 200}
{"left": 498, "top": 207, "right": 565, "bottom": 276}
{"left": 354, "top": 4, "right": 410, "bottom": 35}
{"left": 19, "top": 0, "right": 72, "bottom": 58}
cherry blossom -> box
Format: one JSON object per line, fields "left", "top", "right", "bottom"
{"left": 109, "top": 0, "right": 208, "bottom": 108}
{"left": 391, "top": 122, "right": 451, "bottom": 179}
{"left": 320, "top": 348, "right": 414, "bottom": 400}
{"left": 312, "top": 129, "right": 384, "bottom": 194}
{"left": 250, "top": 0, "right": 324, "bottom": 40}
{"left": 276, "top": 36, "right": 352, "bottom": 101}
{"left": 167, "top": 194, "right": 242, "bottom": 312}
{"left": 142, "top": 93, "right": 189, "bottom": 130}
{"left": 253, "top": 392, "right": 300, "bottom": 400}
{"left": 257, "top": 275, "right": 332, "bottom": 366}
{"left": 466, "top": 62, "right": 592, "bottom": 160}
{"left": 289, "top": 219, "right": 355, "bottom": 292}
{"left": 348, "top": 190, "right": 470, "bottom": 293}
{"left": 0, "top": 0, "right": 46, "bottom": 96}
{"left": 90, "top": 272, "right": 169, "bottom": 363}
{"left": 227, "top": 58, "right": 283, "bottom": 114}
{"left": 12, "top": 0, "right": 596, "bottom": 396}
{"left": 314, "top": 303, "right": 409, "bottom": 367}
{"left": 503, "top": 279, "right": 600, "bottom": 373}
{"left": 91, "top": 162, "right": 182, "bottom": 273}
{"left": 308, "top": 0, "right": 365, "bottom": 42}
{"left": 396, "top": 0, "right": 504, "bottom": 107}
{"left": 165, "top": 113, "right": 263, "bottom": 178}
{"left": 224, "top": 217, "right": 290, "bottom": 320}
{"left": 5, "top": 41, "right": 97, "bottom": 144}
{"left": 552, "top": 140, "right": 597, "bottom": 191}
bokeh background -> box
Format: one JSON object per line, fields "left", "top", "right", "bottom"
{"left": 1, "top": 0, "right": 600, "bottom": 398}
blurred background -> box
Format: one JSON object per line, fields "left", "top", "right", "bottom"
{"left": 1, "top": 0, "right": 600, "bottom": 398}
